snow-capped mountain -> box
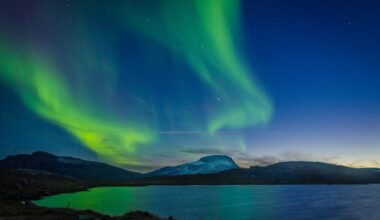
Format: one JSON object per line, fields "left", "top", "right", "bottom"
{"left": 145, "top": 155, "right": 239, "bottom": 177}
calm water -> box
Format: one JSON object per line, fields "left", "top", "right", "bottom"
{"left": 34, "top": 185, "right": 380, "bottom": 220}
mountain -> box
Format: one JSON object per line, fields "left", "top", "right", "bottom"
{"left": 247, "top": 161, "right": 380, "bottom": 183}
{"left": 359, "top": 168, "right": 380, "bottom": 172}
{"left": 145, "top": 155, "right": 239, "bottom": 177}
{"left": 0, "top": 151, "right": 141, "bottom": 182}
{"left": 2, "top": 152, "right": 380, "bottom": 185}
{"left": 133, "top": 161, "right": 380, "bottom": 185}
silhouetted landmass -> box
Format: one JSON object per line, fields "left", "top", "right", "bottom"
{"left": 1, "top": 152, "right": 380, "bottom": 186}
{"left": 0, "top": 151, "right": 141, "bottom": 183}
{"left": 0, "top": 169, "right": 87, "bottom": 201}
{"left": 130, "top": 161, "right": 380, "bottom": 185}
{"left": 359, "top": 168, "right": 380, "bottom": 172}
{"left": 0, "top": 201, "right": 169, "bottom": 220}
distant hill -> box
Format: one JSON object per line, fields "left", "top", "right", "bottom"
{"left": 145, "top": 155, "right": 239, "bottom": 177}
{"left": 359, "top": 168, "right": 380, "bottom": 172}
{"left": 133, "top": 161, "right": 380, "bottom": 185}
{"left": 248, "top": 161, "right": 380, "bottom": 183}
{"left": 1, "top": 152, "right": 380, "bottom": 185}
{"left": 0, "top": 151, "right": 141, "bottom": 182}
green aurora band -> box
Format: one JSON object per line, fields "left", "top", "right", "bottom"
{"left": 121, "top": 0, "right": 273, "bottom": 134}
{"left": 0, "top": 41, "right": 155, "bottom": 166}
{"left": 0, "top": 0, "right": 272, "bottom": 166}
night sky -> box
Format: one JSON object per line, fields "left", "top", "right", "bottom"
{"left": 0, "top": 0, "right": 379, "bottom": 171}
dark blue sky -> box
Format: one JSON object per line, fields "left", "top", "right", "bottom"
{"left": 242, "top": 0, "right": 380, "bottom": 163}
{"left": 0, "top": 0, "right": 379, "bottom": 171}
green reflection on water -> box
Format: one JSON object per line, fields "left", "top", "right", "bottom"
{"left": 34, "top": 186, "right": 281, "bottom": 218}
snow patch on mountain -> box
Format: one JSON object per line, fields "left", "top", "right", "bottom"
{"left": 146, "top": 155, "right": 239, "bottom": 176}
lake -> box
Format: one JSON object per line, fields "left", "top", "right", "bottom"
{"left": 34, "top": 185, "right": 380, "bottom": 220}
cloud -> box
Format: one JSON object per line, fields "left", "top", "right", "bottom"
{"left": 181, "top": 147, "right": 282, "bottom": 167}
{"left": 158, "top": 130, "right": 208, "bottom": 135}
{"left": 234, "top": 150, "right": 341, "bottom": 168}
{"left": 125, "top": 164, "right": 163, "bottom": 173}
{"left": 181, "top": 148, "right": 230, "bottom": 155}
{"left": 234, "top": 154, "right": 281, "bottom": 167}
{"left": 280, "top": 150, "right": 316, "bottom": 161}
{"left": 158, "top": 130, "right": 243, "bottom": 135}
{"left": 346, "top": 159, "right": 380, "bottom": 168}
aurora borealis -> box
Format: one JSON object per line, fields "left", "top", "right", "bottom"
{"left": 0, "top": 0, "right": 380, "bottom": 170}
{"left": 120, "top": 0, "right": 272, "bottom": 134}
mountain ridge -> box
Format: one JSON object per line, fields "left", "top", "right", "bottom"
{"left": 145, "top": 154, "right": 239, "bottom": 177}
{"left": 0, "top": 151, "right": 141, "bottom": 182}
{"left": 1, "top": 151, "right": 380, "bottom": 185}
